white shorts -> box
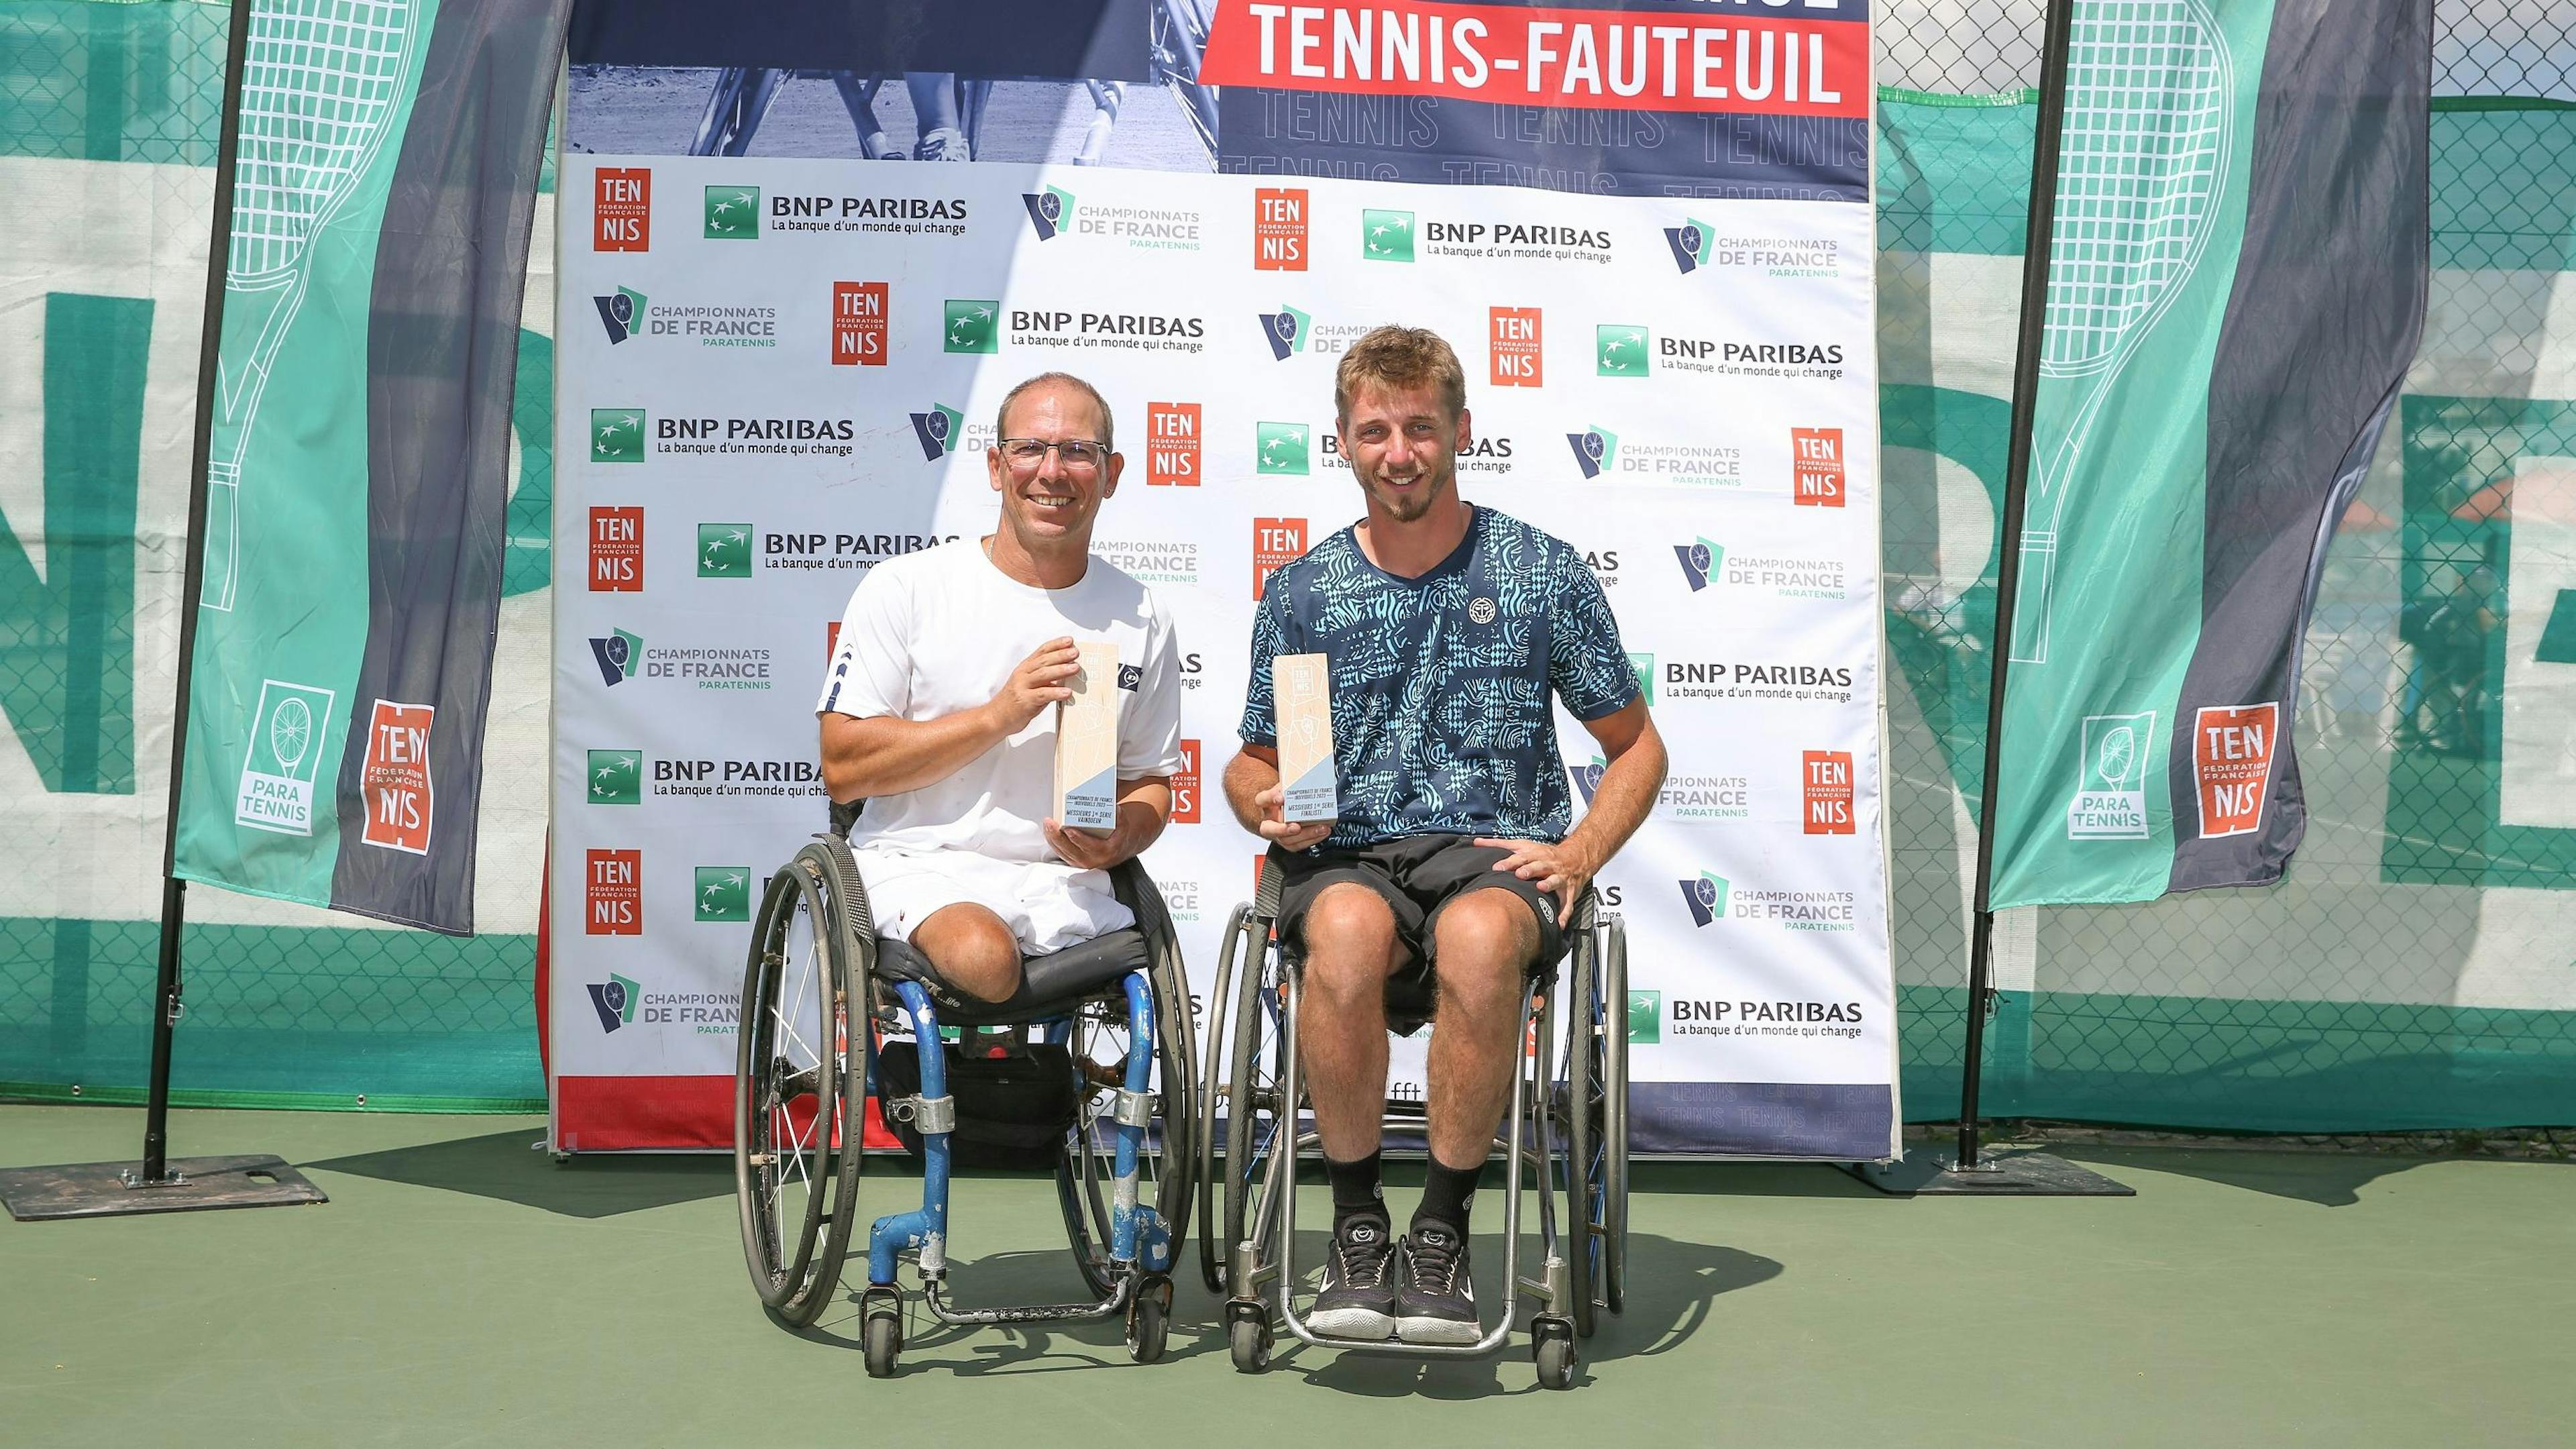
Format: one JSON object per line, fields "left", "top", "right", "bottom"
{"left": 855, "top": 849, "right": 1134, "bottom": 957}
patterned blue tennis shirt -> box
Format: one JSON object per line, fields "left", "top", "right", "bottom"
{"left": 1238, "top": 505, "right": 1640, "bottom": 850}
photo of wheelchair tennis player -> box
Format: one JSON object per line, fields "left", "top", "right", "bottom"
{"left": 1224, "top": 326, "right": 1668, "bottom": 1344}
{"left": 816, "top": 372, "right": 1185, "bottom": 1004}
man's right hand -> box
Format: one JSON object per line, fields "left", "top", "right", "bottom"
{"left": 1252, "top": 783, "right": 1333, "bottom": 853}
{"left": 988, "top": 637, "right": 1083, "bottom": 733}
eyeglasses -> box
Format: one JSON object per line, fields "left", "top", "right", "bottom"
{"left": 998, "top": 437, "right": 1108, "bottom": 472}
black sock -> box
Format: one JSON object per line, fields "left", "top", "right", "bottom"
{"left": 1326, "top": 1150, "right": 1386, "bottom": 1233}
{"left": 1413, "top": 1155, "right": 1483, "bottom": 1236}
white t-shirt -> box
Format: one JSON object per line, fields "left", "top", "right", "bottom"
{"left": 816, "top": 538, "right": 1186, "bottom": 862}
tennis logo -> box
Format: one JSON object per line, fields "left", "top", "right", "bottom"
{"left": 1674, "top": 538, "right": 1723, "bottom": 590}
{"left": 1173, "top": 739, "right": 1201, "bottom": 824}
{"left": 1627, "top": 990, "right": 1661, "bottom": 1044}
{"left": 594, "top": 168, "right": 650, "bottom": 252}
{"left": 1258, "top": 303, "right": 1311, "bottom": 360}
{"left": 586, "top": 850, "right": 642, "bottom": 935}
{"left": 1597, "top": 325, "right": 1648, "bottom": 377}
{"left": 358, "top": 700, "right": 435, "bottom": 855}
{"left": 912, "top": 402, "right": 965, "bottom": 461}
{"left": 703, "top": 184, "right": 759, "bottom": 239}
{"left": 594, "top": 286, "right": 647, "bottom": 343}
{"left": 1147, "top": 402, "right": 1201, "bottom": 484}
{"left": 944, "top": 299, "right": 1000, "bottom": 354}
{"left": 2194, "top": 702, "right": 2278, "bottom": 839}
{"left": 1022, "top": 184, "right": 1075, "bottom": 239}
{"left": 1253, "top": 187, "right": 1308, "bottom": 270}
{"left": 233, "top": 679, "right": 337, "bottom": 836}
{"left": 1252, "top": 517, "right": 1308, "bottom": 600}
{"left": 591, "top": 409, "right": 645, "bottom": 464}
{"left": 1678, "top": 871, "right": 1731, "bottom": 927}
{"left": 1664, "top": 217, "right": 1716, "bottom": 274}
{"left": 1489, "top": 308, "right": 1542, "bottom": 387}
{"left": 1567, "top": 425, "right": 1619, "bottom": 478}
{"left": 698, "top": 523, "right": 751, "bottom": 579}
{"left": 1802, "top": 750, "right": 1856, "bottom": 835}
{"left": 1363, "top": 209, "right": 1415, "bottom": 262}
{"left": 1256, "top": 422, "right": 1310, "bottom": 476}
{"left": 588, "top": 749, "right": 642, "bottom": 805}
{"left": 696, "top": 867, "right": 751, "bottom": 923}
{"left": 1792, "top": 427, "right": 1846, "bottom": 506}
{"left": 2068, "top": 711, "right": 2155, "bottom": 840}
{"left": 588, "top": 973, "right": 641, "bottom": 1032}
{"left": 589, "top": 628, "right": 643, "bottom": 686}
{"left": 832, "top": 282, "right": 888, "bottom": 366}
{"left": 588, "top": 506, "right": 643, "bottom": 592}
{"left": 1568, "top": 755, "right": 1607, "bottom": 806}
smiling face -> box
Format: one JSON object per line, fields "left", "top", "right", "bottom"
{"left": 987, "top": 380, "right": 1122, "bottom": 548}
{"left": 1336, "top": 379, "right": 1470, "bottom": 525}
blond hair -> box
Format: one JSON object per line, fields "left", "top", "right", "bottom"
{"left": 1333, "top": 325, "right": 1465, "bottom": 426}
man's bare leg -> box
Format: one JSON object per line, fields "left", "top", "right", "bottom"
{"left": 1296, "top": 883, "right": 1405, "bottom": 1161}
{"left": 1421, "top": 891, "right": 1539, "bottom": 1203}
{"left": 908, "top": 902, "right": 1021, "bottom": 1003}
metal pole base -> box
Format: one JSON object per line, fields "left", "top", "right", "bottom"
{"left": 0, "top": 1155, "right": 327, "bottom": 1221}
{"left": 1850, "top": 1149, "right": 2133, "bottom": 1197}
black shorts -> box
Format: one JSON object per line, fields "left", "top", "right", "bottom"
{"left": 1267, "top": 834, "right": 1568, "bottom": 997}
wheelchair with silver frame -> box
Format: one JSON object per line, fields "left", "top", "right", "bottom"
{"left": 1193, "top": 863, "right": 1629, "bottom": 1389}
{"left": 733, "top": 801, "right": 1196, "bottom": 1375}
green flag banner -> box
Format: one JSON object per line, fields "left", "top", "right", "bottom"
{"left": 1988, "top": 0, "right": 2430, "bottom": 908}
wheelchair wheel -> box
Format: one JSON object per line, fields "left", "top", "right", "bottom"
{"left": 1602, "top": 918, "right": 1629, "bottom": 1315}
{"left": 1195, "top": 904, "right": 1252, "bottom": 1294}
{"left": 735, "top": 852, "right": 865, "bottom": 1325}
{"left": 1055, "top": 981, "right": 1193, "bottom": 1299}
{"left": 1220, "top": 921, "right": 1289, "bottom": 1295}
{"left": 1562, "top": 915, "right": 1626, "bottom": 1337}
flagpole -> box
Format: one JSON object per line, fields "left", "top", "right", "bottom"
{"left": 0, "top": 0, "right": 326, "bottom": 1220}
{"left": 1861, "top": 0, "right": 2126, "bottom": 1197}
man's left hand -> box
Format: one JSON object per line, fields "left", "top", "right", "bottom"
{"left": 1044, "top": 818, "right": 1124, "bottom": 871}
{"left": 1472, "top": 837, "right": 1597, "bottom": 926}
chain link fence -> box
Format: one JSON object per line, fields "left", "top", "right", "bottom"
{"left": 1, "top": 0, "right": 2568, "bottom": 1127}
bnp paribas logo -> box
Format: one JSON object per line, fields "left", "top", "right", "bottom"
{"left": 1664, "top": 217, "right": 1717, "bottom": 274}
{"left": 944, "top": 299, "right": 1000, "bottom": 354}
{"left": 591, "top": 407, "right": 645, "bottom": 463}
{"left": 1567, "top": 424, "right": 1619, "bottom": 479}
{"left": 1678, "top": 871, "right": 1730, "bottom": 928}
{"left": 1362, "top": 209, "right": 1414, "bottom": 262}
{"left": 1627, "top": 989, "right": 1662, "bottom": 1044}
{"left": 593, "top": 285, "right": 647, "bottom": 343}
{"left": 704, "top": 184, "right": 759, "bottom": 239}
{"left": 588, "top": 748, "right": 642, "bottom": 805}
{"left": 698, "top": 522, "right": 751, "bottom": 579}
{"left": 1568, "top": 755, "right": 1607, "bottom": 806}
{"left": 1674, "top": 537, "right": 1724, "bottom": 591}
{"left": 1256, "top": 421, "right": 1310, "bottom": 476}
{"left": 1022, "top": 184, "right": 1075, "bottom": 240}
{"left": 1627, "top": 651, "right": 1655, "bottom": 705}
{"left": 1597, "top": 325, "right": 1650, "bottom": 378}
{"left": 589, "top": 627, "right": 643, "bottom": 686}
{"left": 695, "top": 866, "right": 751, "bottom": 922}
{"left": 1258, "top": 303, "right": 1311, "bottom": 361}
{"left": 912, "top": 402, "right": 965, "bottom": 462}
{"left": 588, "top": 973, "right": 641, "bottom": 1033}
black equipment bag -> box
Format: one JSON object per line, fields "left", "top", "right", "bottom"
{"left": 872, "top": 1039, "right": 1079, "bottom": 1169}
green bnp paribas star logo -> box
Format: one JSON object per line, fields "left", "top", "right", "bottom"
{"left": 945, "top": 299, "right": 1000, "bottom": 354}
{"left": 1627, "top": 651, "right": 1655, "bottom": 704}
{"left": 696, "top": 866, "right": 751, "bottom": 922}
{"left": 1627, "top": 989, "right": 1661, "bottom": 1045}
{"left": 587, "top": 749, "right": 641, "bottom": 806}
{"left": 704, "top": 184, "right": 759, "bottom": 238}
{"left": 698, "top": 523, "right": 751, "bottom": 579}
{"left": 590, "top": 408, "right": 645, "bottom": 464}
{"left": 1597, "top": 325, "right": 1649, "bottom": 378}
{"left": 1362, "top": 209, "right": 1415, "bottom": 262}
{"left": 1256, "top": 421, "right": 1309, "bottom": 476}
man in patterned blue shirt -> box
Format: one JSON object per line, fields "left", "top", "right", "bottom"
{"left": 1223, "top": 326, "right": 1666, "bottom": 1344}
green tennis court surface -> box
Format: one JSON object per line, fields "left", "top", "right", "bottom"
{"left": 3, "top": 1108, "right": 2567, "bottom": 1447}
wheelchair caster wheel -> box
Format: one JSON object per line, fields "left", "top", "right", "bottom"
{"left": 1226, "top": 1300, "right": 1271, "bottom": 1373}
{"left": 862, "top": 1303, "right": 902, "bottom": 1379}
{"left": 1126, "top": 1281, "right": 1171, "bottom": 1364}
{"left": 1532, "top": 1316, "right": 1577, "bottom": 1390}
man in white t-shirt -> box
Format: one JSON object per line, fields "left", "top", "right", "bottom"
{"left": 816, "top": 372, "right": 1185, "bottom": 1003}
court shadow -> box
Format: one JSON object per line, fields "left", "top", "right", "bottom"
{"left": 796, "top": 1248, "right": 1226, "bottom": 1377}
{"left": 302, "top": 1130, "right": 737, "bottom": 1218}
{"left": 1289, "top": 1231, "right": 1782, "bottom": 1398}
{"left": 2052, "top": 1144, "right": 2540, "bottom": 1208}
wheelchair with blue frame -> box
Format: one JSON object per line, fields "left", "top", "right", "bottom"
{"left": 1193, "top": 865, "right": 1629, "bottom": 1389}
{"left": 733, "top": 801, "right": 1196, "bottom": 1375}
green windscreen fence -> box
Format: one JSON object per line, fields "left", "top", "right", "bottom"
{"left": 3, "top": 0, "right": 2571, "bottom": 1129}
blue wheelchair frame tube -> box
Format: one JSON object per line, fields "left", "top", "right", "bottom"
{"left": 867, "top": 983, "right": 949, "bottom": 1286}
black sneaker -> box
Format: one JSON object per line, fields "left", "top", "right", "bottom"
{"left": 1395, "top": 1222, "right": 1479, "bottom": 1344}
{"left": 1307, "top": 1214, "right": 1398, "bottom": 1340}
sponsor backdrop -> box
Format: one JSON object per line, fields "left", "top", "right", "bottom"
{"left": 545, "top": 0, "right": 1898, "bottom": 1155}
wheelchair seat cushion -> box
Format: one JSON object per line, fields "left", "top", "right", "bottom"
{"left": 873, "top": 928, "right": 1152, "bottom": 1026}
